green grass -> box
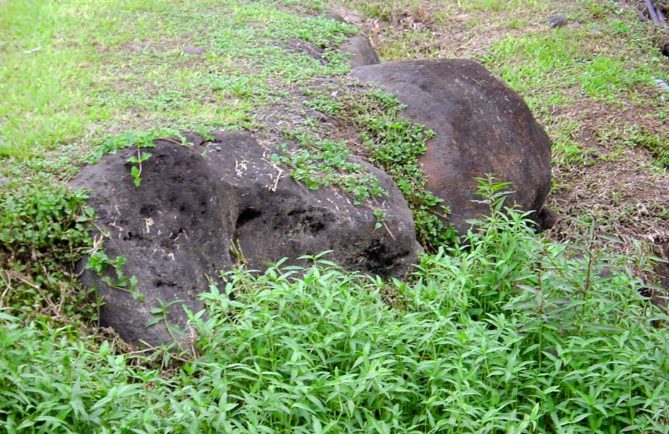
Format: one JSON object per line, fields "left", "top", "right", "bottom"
{"left": 0, "top": 0, "right": 353, "bottom": 159}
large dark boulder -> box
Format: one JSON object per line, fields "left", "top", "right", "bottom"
{"left": 351, "top": 59, "right": 553, "bottom": 234}
{"left": 73, "top": 131, "right": 417, "bottom": 347}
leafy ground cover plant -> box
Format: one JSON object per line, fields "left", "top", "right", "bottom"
{"left": 0, "top": 185, "right": 98, "bottom": 324}
{"left": 1, "top": 188, "right": 667, "bottom": 433}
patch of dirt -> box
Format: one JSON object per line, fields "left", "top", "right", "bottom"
{"left": 346, "top": 3, "right": 546, "bottom": 59}
{"left": 548, "top": 147, "right": 669, "bottom": 249}
{"left": 280, "top": 39, "right": 326, "bottom": 64}
{"left": 543, "top": 93, "right": 669, "bottom": 296}
{"left": 538, "top": 81, "right": 668, "bottom": 294}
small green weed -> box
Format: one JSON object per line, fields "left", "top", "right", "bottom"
{"left": 147, "top": 299, "right": 185, "bottom": 346}
{"left": 88, "top": 129, "right": 180, "bottom": 164}
{"left": 304, "top": 96, "right": 343, "bottom": 116}
{"left": 85, "top": 252, "right": 142, "bottom": 302}
{"left": 127, "top": 149, "right": 153, "bottom": 187}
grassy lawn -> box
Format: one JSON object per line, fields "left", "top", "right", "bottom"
{"left": 0, "top": 0, "right": 352, "bottom": 159}
{"left": 1, "top": 0, "right": 669, "bottom": 432}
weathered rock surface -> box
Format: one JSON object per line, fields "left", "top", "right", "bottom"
{"left": 351, "top": 59, "right": 553, "bottom": 234}
{"left": 73, "top": 131, "right": 418, "bottom": 347}
{"left": 340, "top": 36, "right": 380, "bottom": 68}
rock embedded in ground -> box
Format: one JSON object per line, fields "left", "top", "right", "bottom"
{"left": 182, "top": 45, "right": 205, "bottom": 56}
{"left": 73, "top": 131, "right": 418, "bottom": 347}
{"left": 340, "top": 35, "right": 380, "bottom": 68}
{"left": 655, "top": 78, "right": 669, "bottom": 92}
{"left": 326, "top": 7, "right": 364, "bottom": 25}
{"left": 351, "top": 59, "right": 553, "bottom": 235}
{"left": 548, "top": 14, "right": 568, "bottom": 28}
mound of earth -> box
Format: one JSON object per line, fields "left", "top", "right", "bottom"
{"left": 73, "top": 131, "right": 418, "bottom": 347}
{"left": 351, "top": 59, "right": 553, "bottom": 234}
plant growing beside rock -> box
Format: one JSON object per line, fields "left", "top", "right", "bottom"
{"left": 2, "top": 186, "right": 668, "bottom": 432}
{"left": 1, "top": 0, "right": 668, "bottom": 432}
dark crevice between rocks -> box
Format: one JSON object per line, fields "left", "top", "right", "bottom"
{"left": 355, "top": 239, "right": 410, "bottom": 277}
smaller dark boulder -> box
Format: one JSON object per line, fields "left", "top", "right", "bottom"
{"left": 73, "top": 131, "right": 418, "bottom": 347}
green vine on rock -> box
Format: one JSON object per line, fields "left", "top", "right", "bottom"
{"left": 268, "top": 86, "right": 460, "bottom": 250}
{"left": 272, "top": 133, "right": 387, "bottom": 205}
{"left": 334, "top": 89, "right": 458, "bottom": 250}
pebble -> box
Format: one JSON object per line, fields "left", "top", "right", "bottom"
{"left": 548, "top": 14, "right": 568, "bottom": 28}
{"left": 654, "top": 78, "right": 669, "bottom": 92}
{"left": 183, "top": 45, "right": 205, "bottom": 56}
